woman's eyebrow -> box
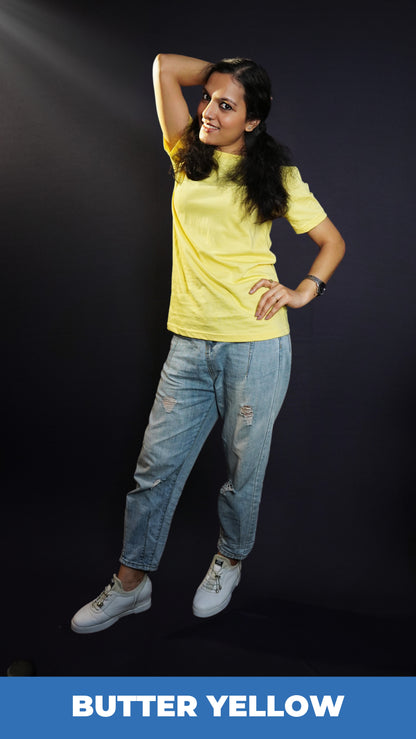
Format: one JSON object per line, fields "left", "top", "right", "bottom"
{"left": 220, "top": 96, "right": 238, "bottom": 106}
{"left": 203, "top": 88, "right": 238, "bottom": 106}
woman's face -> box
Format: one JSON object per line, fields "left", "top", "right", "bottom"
{"left": 197, "top": 72, "right": 259, "bottom": 155}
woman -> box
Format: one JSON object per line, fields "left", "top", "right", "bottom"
{"left": 71, "top": 53, "right": 345, "bottom": 633}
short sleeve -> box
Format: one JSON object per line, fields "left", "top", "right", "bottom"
{"left": 163, "top": 116, "right": 193, "bottom": 164}
{"left": 163, "top": 136, "right": 184, "bottom": 159}
{"left": 283, "top": 166, "right": 327, "bottom": 234}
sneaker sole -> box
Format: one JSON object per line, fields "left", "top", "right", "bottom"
{"left": 192, "top": 572, "right": 241, "bottom": 618}
{"left": 70, "top": 597, "right": 152, "bottom": 634}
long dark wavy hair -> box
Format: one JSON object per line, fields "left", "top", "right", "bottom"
{"left": 172, "top": 58, "right": 292, "bottom": 223}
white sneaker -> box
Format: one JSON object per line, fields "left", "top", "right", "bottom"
{"left": 192, "top": 554, "right": 241, "bottom": 618}
{"left": 71, "top": 574, "right": 152, "bottom": 634}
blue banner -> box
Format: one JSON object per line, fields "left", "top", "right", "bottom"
{"left": 1, "top": 676, "right": 415, "bottom": 738}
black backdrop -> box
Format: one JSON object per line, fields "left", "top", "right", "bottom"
{"left": 2, "top": 0, "right": 416, "bottom": 675}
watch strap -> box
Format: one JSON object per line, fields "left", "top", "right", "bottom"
{"left": 305, "top": 274, "right": 326, "bottom": 296}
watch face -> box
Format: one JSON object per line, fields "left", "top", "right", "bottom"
{"left": 307, "top": 275, "right": 326, "bottom": 295}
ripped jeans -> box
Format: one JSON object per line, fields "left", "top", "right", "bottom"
{"left": 120, "top": 333, "right": 291, "bottom": 571}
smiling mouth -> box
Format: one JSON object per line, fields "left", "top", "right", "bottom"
{"left": 202, "top": 121, "right": 219, "bottom": 132}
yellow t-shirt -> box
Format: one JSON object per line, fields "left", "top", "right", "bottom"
{"left": 164, "top": 137, "right": 327, "bottom": 342}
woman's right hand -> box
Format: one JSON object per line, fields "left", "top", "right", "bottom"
{"left": 152, "top": 54, "right": 210, "bottom": 149}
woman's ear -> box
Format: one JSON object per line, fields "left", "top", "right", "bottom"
{"left": 245, "top": 119, "right": 261, "bottom": 132}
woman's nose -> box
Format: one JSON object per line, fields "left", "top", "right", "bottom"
{"left": 203, "top": 101, "right": 214, "bottom": 118}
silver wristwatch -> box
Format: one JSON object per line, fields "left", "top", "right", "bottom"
{"left": 305, "top": 274, "right": 326, "bottom": 296}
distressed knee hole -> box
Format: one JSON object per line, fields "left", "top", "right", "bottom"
{"left": 220, "top": 480, "right": 235, "bottom": 495}
{"left": 239, "top": 404, "right": 253, "bottom": 425}
{"left": 162, "top": 396, "right": 177, "bottom": 413}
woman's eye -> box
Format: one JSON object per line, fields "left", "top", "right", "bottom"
{"left": 202, "top": 92, "right": 210, "bottom": 101}
{"left": 220, "top": 102, "right": 232, "bottom": 111}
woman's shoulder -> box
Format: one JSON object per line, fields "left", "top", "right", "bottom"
{"left": 281, "top": 166, "right": 315, "bottom": 196}
{"left": 281, "top": 165, "right": 301, "bottom": 183}
{"left": 163, "top": 115, "right": 193, "bottom": 158}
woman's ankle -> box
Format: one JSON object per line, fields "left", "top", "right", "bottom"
{"left": 218, "top": 552, "right": 239, "bottom": 567}
{"left": 117, "top": 564, "right": 145, "bottom": 591}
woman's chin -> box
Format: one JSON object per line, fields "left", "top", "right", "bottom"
{"left": 199, "top": 130, "right": 212, "bottom": 146}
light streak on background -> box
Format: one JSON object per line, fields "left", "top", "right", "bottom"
{"left": 0, "top": 0, "right": 146, "bottom": 126}
{"left": 0, "top": 0, "right": 160, "bottom": 240}
{"left": 0, "top": 0, "right": 166, "bottom": 348}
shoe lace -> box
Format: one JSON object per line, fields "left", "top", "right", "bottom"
{"left": 203, "top": 564, "right": 223, "bottom": 593}
{"left": 92, "top": 580, "right": 115, "bottom": 609}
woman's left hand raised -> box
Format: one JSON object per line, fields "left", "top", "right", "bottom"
{"left": 249, "top": 278, "right": 315, "bottom": 320}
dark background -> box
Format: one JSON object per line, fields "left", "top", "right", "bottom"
{"left": 1, "top": 0, "right": 416, "bottom": 676}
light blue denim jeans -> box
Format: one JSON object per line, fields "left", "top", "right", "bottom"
{"left": 120, "top": 333, "right": 291, "bottom": 571}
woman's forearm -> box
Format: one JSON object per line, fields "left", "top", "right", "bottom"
{"left": 251, "top": 218, "right": 345, "bottom": 317}
{"left": 153, "top": 53, "right": 211, "bottom": 88}
{"left": 153, "top": 54, "right": 211, "bottom": 147}
{"left": 294, "top": 235, "right": 346, "bottom": 302}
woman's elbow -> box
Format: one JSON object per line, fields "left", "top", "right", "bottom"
{"left": 153, "top": 53, "right": 171, "bottom": 76}
{"left": 153, "top": 53, "right": 162, "bottom": 75}
{"left": 337, "top": 236, "right": 346, "bottom": 262}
